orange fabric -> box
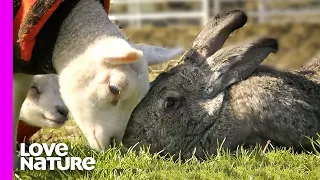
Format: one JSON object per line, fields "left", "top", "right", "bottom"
{"left": 17, "top": 120, "right": 41, "bottom": 143}
{"left": 105, "top": 0, "right": 110, "bottom": 15}
{"left": 13, "top": 0, "right": 37, "bottom": 54}
{"left": 14, "top": 0, "right": 110, "bottom": 62}
{"left": 14, "top": 0, "right": 62, "bottom": 61}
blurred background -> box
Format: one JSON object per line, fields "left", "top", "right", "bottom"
{"left": 109, "top": 0, "right": 320, "bottom": 80}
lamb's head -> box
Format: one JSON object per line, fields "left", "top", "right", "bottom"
{"left": 123, "top": 10, "right": 278, "bottom": 158}
{"left": 19, "top": 74, "right": 68, "bottom": 128}
{"left": 59, "top": 37, "right": 183, "bottom": 151}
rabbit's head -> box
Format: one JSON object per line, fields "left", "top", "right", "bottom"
{"left": 123, "top": 10, "right": 278, "bottom": 158}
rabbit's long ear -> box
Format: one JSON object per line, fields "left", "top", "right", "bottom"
{"left": 203, "top": 37, "right": 278, "bottom": 98}
{"left": 184, "top": 10, "right": 247, "bottom": 65}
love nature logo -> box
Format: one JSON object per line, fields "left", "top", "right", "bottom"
{"left": 20, "top": 143, "right": 96, "bottom": 171}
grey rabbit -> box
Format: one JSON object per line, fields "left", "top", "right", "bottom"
{"left": 122, "top": 10, "right": 320, "bottom": 159}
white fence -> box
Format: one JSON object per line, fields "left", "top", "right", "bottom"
{"left": 109, "top": 0, "right": 320, "bottom": 27}
{"left": 109, "top": 0, "right": 209, "bottom": 27}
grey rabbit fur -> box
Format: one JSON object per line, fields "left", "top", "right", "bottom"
{"left": 122, "top": 10, "right": 320, "bottom": 159}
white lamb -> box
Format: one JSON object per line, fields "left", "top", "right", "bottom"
{"left": 17, "top": 74, "right": 68, "bottom": 144}
{"left": 20, "top": 74, "right": 68, "bottom": 129}
{"left": 14, "top": 0, "right": 183, "bottom": 166}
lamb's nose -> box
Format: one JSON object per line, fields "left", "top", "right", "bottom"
{"left": 55, "top": 106, "right": 69, "bottom": 117}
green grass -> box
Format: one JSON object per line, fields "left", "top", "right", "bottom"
{"left": 14, "top": 135, "right": 320, "bottom": 180}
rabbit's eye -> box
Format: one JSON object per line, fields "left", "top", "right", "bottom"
{"left": 164, "top": 97, "right": 179, "bottom": 109}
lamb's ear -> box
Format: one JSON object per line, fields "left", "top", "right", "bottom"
{"left": 134, "top": 44, "right": 184, "bottom": 65}
{"left": 184, "top": 10, "right": 247, "bottom": 65}
{"left": 103, "top": 48, "right": 143, "bottom": 65}
{"left": 203, "top": 37, "right": 278, "bottom": 98}
{"left": 96, "top": 38, "right": 143, "bottom": 65}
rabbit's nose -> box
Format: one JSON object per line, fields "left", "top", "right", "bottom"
{"left": 55, "top": 106, "right": 69, "bottom": 117}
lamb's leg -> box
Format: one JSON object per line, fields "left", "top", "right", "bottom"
{"left": 13, "top": 74, "right": 33, "bottom": 169}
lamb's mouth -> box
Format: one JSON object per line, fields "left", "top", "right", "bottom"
{"left": 43, "top": 115, "right": 67, "bottom": 125}
{"left": 48, "top": 119, "right": 65, "bottom": 124}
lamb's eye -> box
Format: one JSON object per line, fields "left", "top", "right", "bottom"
{"left": 109, "top": 84, "right": 121, "bottom": 95}
{"left": 30, "top": 85, "right": 40, "bottom": 95}
{"left": 164, "top": 97, "right": 179, "bottom": 109}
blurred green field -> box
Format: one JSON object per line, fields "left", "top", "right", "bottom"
{"left": 124, "top": 24, "right": 319, "bottom": 67}
{"left": 122, "top": 23, "right": 320, "bottom": 80}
